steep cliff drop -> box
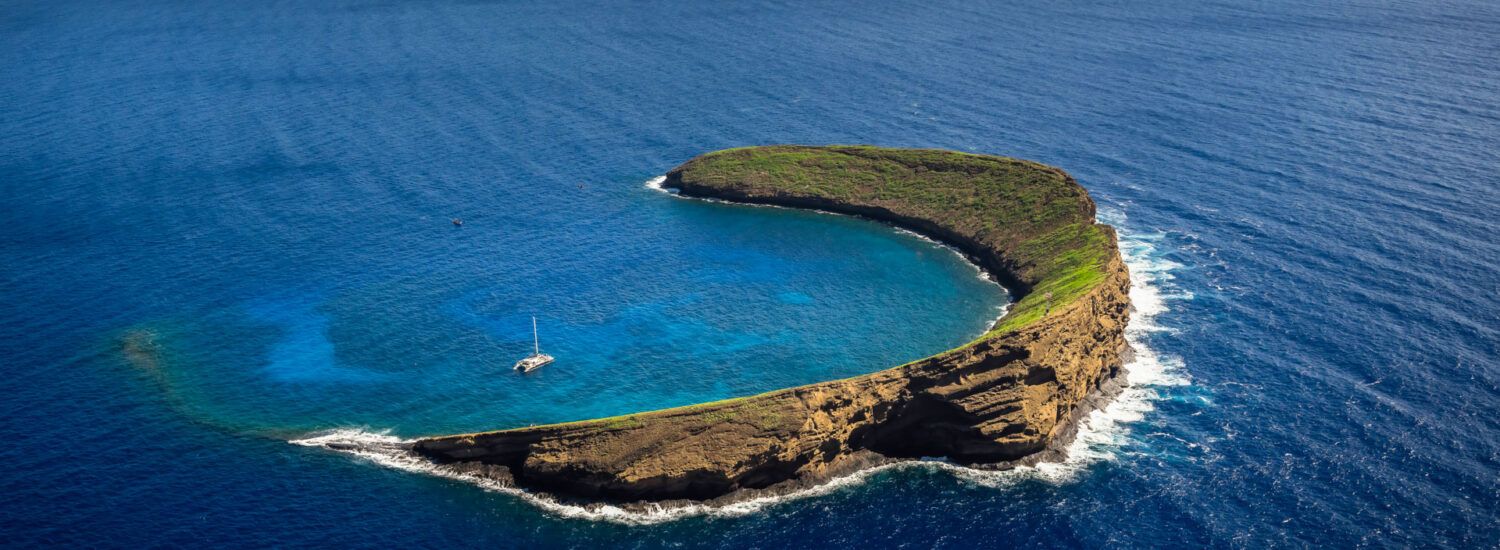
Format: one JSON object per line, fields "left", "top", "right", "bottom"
{"left": 408, "top": 146, "right": 1131, "bottom": 506}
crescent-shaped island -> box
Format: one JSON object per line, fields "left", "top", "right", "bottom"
{"left": 412, "top": 145, "right": 1131, "bottom": 506}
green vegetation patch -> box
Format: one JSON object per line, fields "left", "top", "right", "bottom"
{"left": 676, "top": 146, "right": 1090, "bottom": 239}
{"left": 989, "top": 222, "right": 1113, "bottom": 333}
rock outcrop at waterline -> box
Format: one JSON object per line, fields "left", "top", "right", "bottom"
{"left": 414, "top": 145, "right": 1131, "bottom": 503}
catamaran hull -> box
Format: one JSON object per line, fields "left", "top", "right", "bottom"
{"left": 514, "top": 354, "right": 554, "bottom": 373}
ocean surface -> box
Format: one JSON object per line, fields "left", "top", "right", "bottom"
{"left": 2, "top": 0, "right": 1497, "bottom": 547}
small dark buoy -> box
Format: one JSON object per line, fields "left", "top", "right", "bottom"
{"left": 452, "top": 218, "right": 463, "bottom": 226}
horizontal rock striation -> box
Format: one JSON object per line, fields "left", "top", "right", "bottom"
{"left": 414, "top": 145, "right": 1130, "bottom": 504}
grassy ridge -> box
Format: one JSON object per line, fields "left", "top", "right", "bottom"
{"left": 672, "top": 145, "right": 1115, "bottom": 336}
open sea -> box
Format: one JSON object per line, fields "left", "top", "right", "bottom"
{"left": 2, "top": 0, "right": 1497, "bottom": 547}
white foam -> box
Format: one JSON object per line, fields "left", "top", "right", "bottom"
{"left": 290, "top": 200, "right": 1191, "bottom": 524}
{"left": 291, "top": 428, "right": 926, "bottom": 525}
{"left": 643, "top": 175, "right": 673, "bottom": 193}
{"left": 1101, "top": 206, "right": 1190, "bottom": 389}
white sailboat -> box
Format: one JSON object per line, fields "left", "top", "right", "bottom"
{"left": 513, "top": 316, "right": 554, "bottom": 373}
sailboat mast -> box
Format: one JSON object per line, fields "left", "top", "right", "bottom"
{"left": 533, "top": 316, "right": 540, "bottom": 355}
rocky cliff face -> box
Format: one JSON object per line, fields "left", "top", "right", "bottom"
{"left": 413, "top": 146, "right": 1130, "bottom": 504}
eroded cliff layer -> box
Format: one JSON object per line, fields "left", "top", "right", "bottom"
{"left": 414, "top": 146, "right": 1130, "bottom": 503}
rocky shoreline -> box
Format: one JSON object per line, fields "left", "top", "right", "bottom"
{"left": 410, "top": 146, "right": 1132, "bottom": 506}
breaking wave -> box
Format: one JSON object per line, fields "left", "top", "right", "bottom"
{"left": 290, "top": 197, "right": 1190, "bottom": 525}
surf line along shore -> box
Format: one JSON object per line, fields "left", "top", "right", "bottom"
{"left": 400, "top": 145, "right": 1132, "bottom": 507}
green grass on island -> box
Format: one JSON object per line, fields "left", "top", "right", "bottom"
{"left": 671, "top": 145, "right": 1116, "bottom": 337}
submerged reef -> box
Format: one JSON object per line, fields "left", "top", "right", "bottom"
{"left": 413, "top": 146, "right": 1131, "bottom": 504}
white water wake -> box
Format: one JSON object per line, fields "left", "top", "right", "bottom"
{"left": 290, "top": 193, "right": 1189, "bottom": 525}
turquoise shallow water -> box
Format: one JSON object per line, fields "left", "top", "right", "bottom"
{"left": 3, "top": 0, "right": 1499, "bottom": 546}
{"left": 122, "top": 189, "right": 1006, "bottom": 437}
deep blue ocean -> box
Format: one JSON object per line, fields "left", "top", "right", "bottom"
{"left": 3, "top": 0, "right": 1498, "bottom": 547}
